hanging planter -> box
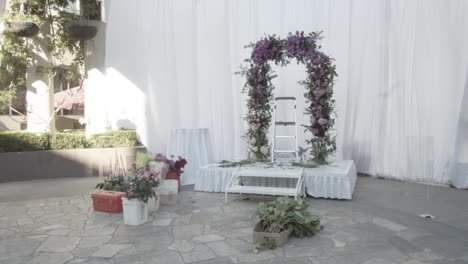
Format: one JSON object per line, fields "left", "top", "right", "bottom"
{"left": 65, "top": 21, "right": 98, "bottom": 41}
{"left": 5, "top": 21, "right": 39, "bottom": 37}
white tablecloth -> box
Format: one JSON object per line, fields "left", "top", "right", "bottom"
{"left": 167, "top": 128, "right": 214, "bottom": 185}
{"left": 194, "top": 160, "right": 357, "bottom": 200}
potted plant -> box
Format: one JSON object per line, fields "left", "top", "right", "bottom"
{"left": 65, "top": 20, "right": 97, "bottom": 41}
{"left": 4, "top": 19, "right": 40, "bottom": 37}
{"left": 91, "top": 175, "right": 129, "bottom": 213}
{"left": 122, "top": 173, "right": 159, "bottom": 226}
{"left": 253, "top": 197, "right": 323, "bottom": 251}
{"left": 64, "top": 0, "right": 101, "bottom": 41}
{"left": 154, "top": 153, "right": 187, "bottom": 192}
{"left": 132, "top": 162, "right": 161, "bottom": 212}
{"left": 3, "top": 0, "right": 40, "bottom": 38}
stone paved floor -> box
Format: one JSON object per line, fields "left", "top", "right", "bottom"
{"left": 1, "top": 183, "right": 468, "bottom": 263}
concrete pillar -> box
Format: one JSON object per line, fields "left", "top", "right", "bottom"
{"left": 85, "top": 20, "right": 107, "bottom": 137}
{"left": 26, "top": 23, "right": 56, "bottom": 132}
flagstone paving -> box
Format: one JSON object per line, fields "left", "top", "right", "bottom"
{"left": 1, "top": 190, "right": 468, "bottom": 264}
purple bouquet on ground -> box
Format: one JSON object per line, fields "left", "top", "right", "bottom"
{"left": 154, "top": 153, "right": 188, "bottom": 174}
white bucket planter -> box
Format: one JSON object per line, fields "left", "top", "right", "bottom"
{"left": 160, "top": 180, "right": 178, "bottom": 205}
{"left": 147, "top": 191, "right": 160, "bottom": 212}
{"left": 122, "top": 197, "right": 148, "bottom": 226}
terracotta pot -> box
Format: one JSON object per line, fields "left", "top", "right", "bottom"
{"left": 165, "top": 171, "right": 180, "bottom": 192}
{"left": 253, "top": 222, "right": 293, "bottom": 247}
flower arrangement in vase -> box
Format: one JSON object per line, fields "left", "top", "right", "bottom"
{"left": 154, "top": 153, "right": 187, "bottom": 192}
{"left": 122, "top": 163, "right": 160, "bottom": 225}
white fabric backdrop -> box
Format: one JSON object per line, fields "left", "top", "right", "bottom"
{"left": 90, "top": 0, "right": 468, "bottom": 186}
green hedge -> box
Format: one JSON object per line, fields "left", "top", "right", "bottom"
{"left": 0, "top": 131, "right": 49, "bottom": 152}
{"left": 89, "top": 130, "right": 137, "bottom": 148}
{"left": 50, "top": 132, "right": 89, "bottom": 150}
{"left": 0, "top": 130, "right": 137, "bottom": 153}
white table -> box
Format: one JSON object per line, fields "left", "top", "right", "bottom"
{"left": 194, "top": 160, "right": 357, "bottom": 200}
{"left": 167, "top": 128, "right": 214, "bottom": 185}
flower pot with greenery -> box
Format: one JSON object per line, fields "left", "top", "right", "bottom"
{"left": 122, "top": 173, "right": 159, "bottom": 226}
{"left": 5, "top": 19, "right": 40, "bottom": 37}
{"left": 155, "top": 153, "right": 187, "bottom": 192}
{"left": 253, "top": 197, "right": 323, "bottom": 251}
{"left": 64, "top": 0, "right": 101, "bottom": 41}
{"left": 3, "top": 0, "right": 40, "bottom": 38}
{"left": 91, "top": 175, "right": 129, "bottom": 213}
{"left": 65, "top": 20, "right": 97, "bottom": 41}
{"left": 132, "top": 163, "right": 161, "bottom": 212}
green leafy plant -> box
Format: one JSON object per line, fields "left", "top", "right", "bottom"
{"left": 253, "top": 196, "right": 323, "bottom": 238}
{"left": 253, "top": 237, "right": 276, "bottom": 253}
{"left": 218, "top": 159, "right": 256, "bottom": 168}
{"left": 95, "top": 175, "right": 129, "bottom": 192}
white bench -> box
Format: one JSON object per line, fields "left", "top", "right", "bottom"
{"left": 224, "top": 167, "right": 304, "bottom": 203}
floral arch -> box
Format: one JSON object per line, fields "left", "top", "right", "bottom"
{"left": 240, "top": 31, "right": 337, "bottom": 164}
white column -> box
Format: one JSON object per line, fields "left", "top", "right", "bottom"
{"left": 26, "top": 23, "right": 56, "bottom": 132}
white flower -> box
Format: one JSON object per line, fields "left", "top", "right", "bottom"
{"left": 260, "top": 146, "right": 269, "bottom": 155}
{"left": 250, "top": 137, "right": 256, "bottom": 145}
{"left": 318, "top": 118, "right": 328, "bottom": 126}
{"left": 313, "top": 89, "right": 324, "bottom": 98}
{"left": 251, "top": 146, "right": 258, "bottom": 153}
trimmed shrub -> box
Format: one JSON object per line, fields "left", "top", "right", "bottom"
{"left": 89, "top": 130, "right": 137, "bottom": 148}
{"left": 50, "top": 132, "right": 89, "bottom": 150}
{"left": 0, "top": 131, "right": 50, "bottom": 152}
{"left": 0, "top": 130, "right": 138, "bottom": 153}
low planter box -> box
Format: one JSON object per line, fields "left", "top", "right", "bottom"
{"left": 253, "top": 222, "right": 293, "bottom": 247}
{"left": 91, "top": 190, "right": 125, "bottom": 213}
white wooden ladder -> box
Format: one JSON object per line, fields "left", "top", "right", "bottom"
{"left": 224, "top": 167, "right": 304, "bottom": 203}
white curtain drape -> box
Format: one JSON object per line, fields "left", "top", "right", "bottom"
{"left": 91, "top": 0, "right": 468, "bottom": 186}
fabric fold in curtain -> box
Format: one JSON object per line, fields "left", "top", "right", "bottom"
{"left": 94, "top": 0, "right": 468, "bottom": 186}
